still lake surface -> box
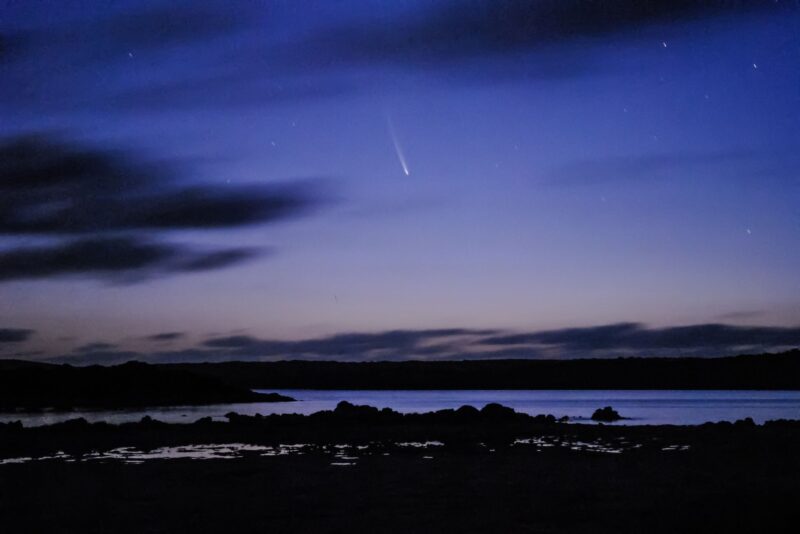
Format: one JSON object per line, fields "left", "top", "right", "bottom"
{"left": 3, "top": 389, "right": 800, "bottom": 427}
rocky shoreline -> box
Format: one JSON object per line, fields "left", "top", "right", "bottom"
{"left": 2, "top": 403, "right": 799, "bottom": 533}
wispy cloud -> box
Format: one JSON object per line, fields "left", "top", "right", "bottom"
{"left": 0, "top": 134, "right": 323, "bottom": 282}
{"left": 1, "top": 0, "right": 251, "bottom": 65}
{"left": 146, "top": 332, "right": 185, "bottom": 342}
{"left": 73, "top": 342, "right": 117, "bottom": 353}
{"left": 43, "top": 322, "right": 800, "bottom": 365}
{"left": 0, "top": 237, "right": 263, "bottom": 283}
{"left": 5, "top": 1, "right": 791, "bottom": 115}
{"left": 276, "top": 1, "right": 791, "bottom": 74}
{"left": 480, "top": 323, "right": 800, "bottom": 357}
{"left": 0, "top": 328, "right": 34, "bottom": 343}
{"left": 200, "top": 328, "right": 499, "bottom": 360}
{"left": 0, "top": 135, "right": 315, "bottom": 235}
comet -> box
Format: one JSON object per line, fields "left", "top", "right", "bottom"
{"left": 386, "top": 115, "right": 410, "bottom": 176}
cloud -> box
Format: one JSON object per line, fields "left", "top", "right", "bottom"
{"left": 0, "top": 32, "right": 24, "bottom": 62}
{"left": 73, "top": 342, "right": 117, "bottom": 353}
{"left": 0, "top": 2, "right": 313, "bottom": 111}
{"left": 97, "top": 2, "right": 248, "bottom": 52}
{"left": 0, "top": 135, "right": 316, "bottom": 235}
{"left": 282, "top": 1, "right": 790, "bottom": 71}
{"left": 0, "top": 237, "right": 262, "bottom": 283}
{"left": 146, "top": 332, "right": 185, "bottom": 342}
{"left": 203, "top": 335, "right": 262, "bottom": 349}
{"left": 480, "top": 323, "right": 800, "bottom": 356}
{"left": 0, "top": 134, "right": 321, "bottom": 282}
{"left": 145, "top": 332, "right": 186, "bottom": 343}
{"left": 483, "top": 323, "right": 643, "bottom": 349}
{"left": 0, "top": 328, "right": 34, "bottom": 343}
{"left": 193, "top": 323, "right": 800, "bottom": 361}
{"left": 200, "top": 328, "right": 501, "bottom": 360}
{"left": 41, "top": 322, "right": 800, "bottom": 364}
{"left": 4, "top": 1, "right": 794, "bottom": 116}
{"left": 3, "top": 1, "right": 251, "bottom": 64}
{"left": 175, "top": 248, "right": 265, "bottom": 273}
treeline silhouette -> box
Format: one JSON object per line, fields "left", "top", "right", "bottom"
{"left": 1, "top": 350, "right": 798, "bottom": 411}
{"left": 169, "top": 350, "right": 800, "bottom": 390}
{"left": 0, "top": 360, "right": 292, "bottom": 410}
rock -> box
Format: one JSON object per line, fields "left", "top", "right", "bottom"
{"left": 734, "top": 417, "right": 756, "bottom": 427}
{"left": 455, "top": 405, "right": 481, "bottom": 418}
{"left": 591, "top": 406, "right": 622, "bottom": 422}
{"left": 333, "top": 401, "right": 380, "bottom": 417}
{"left": 480, "top": 403, "right": 516, "bottom": 419}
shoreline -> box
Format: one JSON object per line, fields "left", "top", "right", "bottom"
{"left": 3, "top": 403, "right": 799, "bottom": 532}
{"left": 2, "top": 401, "right": 798, "bottom": 459}
{"left": 3, "top": 424, "right": 800, "bottom": 533}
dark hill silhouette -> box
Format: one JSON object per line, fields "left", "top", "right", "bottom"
{"left": 167, "top": 349, "right": 800, "bottom": 390}
{"left": 0, "top": 360, "right": 293, "bottom": 410}
{"left": 2, "top": 350, "right": 798, "bottom": 411}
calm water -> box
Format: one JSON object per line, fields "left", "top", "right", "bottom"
{"left": 3, "top": 390, "right": 800, "bottom": 427}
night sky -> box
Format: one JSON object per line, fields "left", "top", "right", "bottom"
{"left": 1, "top": 0, "right": 799, "bottom": 363}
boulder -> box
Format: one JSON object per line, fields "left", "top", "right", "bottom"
{"left": 591, "top": 406, "right": 622, "bottom": 422}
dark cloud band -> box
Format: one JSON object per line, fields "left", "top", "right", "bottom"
{"left": 147, "top": 332, "right": 185, "bottom": 342}
{"left": 480, "top": 323, "right": 800, "bottom": 353}
{"left": 0, "top": 328, "right": 34, "bottom": 343}
{"left": 48, "top": 323, "right": 800, "bottom": 365}
{"left": 0, "top": 237, "right": 262, "bottom": 283}
{"left": 0, "top": 135, "right": 316, "bottom": 235}
{"left": 284, "top": 0, "right": 791, "bottom": 70}
{"left": 0, "top": 135, "right": 322, "bottom": 282}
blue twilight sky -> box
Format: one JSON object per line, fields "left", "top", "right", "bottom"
{"left": 1, "top": 0, "right": 799, "bottom": 363}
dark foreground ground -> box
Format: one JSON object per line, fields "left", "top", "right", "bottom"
{"left": 2, "top": 403, "right": 800, "bottom": 533}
